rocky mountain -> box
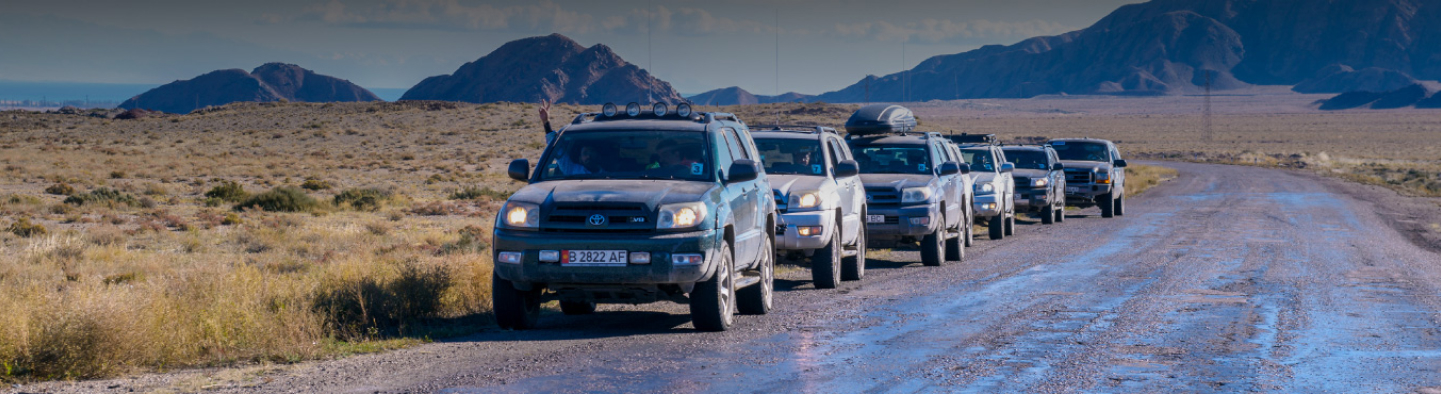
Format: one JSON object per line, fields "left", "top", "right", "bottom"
{"left": 686, "top": 86, "right": 815, "bottom": 106}
{"left": 119, "top": 63, "right": 379, "bottom": 114}
{"left": 1293, "top": 65, "right": 1420, "bottom": 94}
{"left": 815, "top": 0, "right": 1441, "bottom": 102}
{"left": 401, "top": 34, "right": 682, "bottom": 105}
{"left": 1320, "top": 84, "right": 1435, "bottom": 110}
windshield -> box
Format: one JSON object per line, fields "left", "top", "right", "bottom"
{"left": 1051, "top": 142, "right": 1110, "bottom": 162}
{"left": 1002, "top": 149, "right": 1050, "bottom": 170}
{"left": 850, "top": 144, "right": 932, "bottom": 175}
{"left": 755, "top": 138, "right": 825, "bottom": 176}
{"left": 960, "top": 148, "right": 997, "bottom": 172}
{"left": 538, "top": 130, "right": 710, "bottom": 181}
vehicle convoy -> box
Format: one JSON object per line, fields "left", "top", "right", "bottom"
{"left": 752, "top": 126, "right": 868, "bottom": 288}
{"left": 844, "top": 104, "right": 973, "bottom": 267}
{"left": 951, "top": 134, "right": 1017, "bottom": 240}
{"left": 1001, "top": 145, "right": 1068, "bottom": 224}
{"left": 492, "top": 102, "right": 777, "bottom": 332}
{"left": 1048, "top": 138, "right": 1128, "bottom": 217}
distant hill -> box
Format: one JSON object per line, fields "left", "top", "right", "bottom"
{"left": 815, "top": 0, "right": 1441, "bottom": 102}
{"left": 401, "top": 34, "right": 682, "bottom": 105}
{"left": 1293, "top": 65, "right": 1420, "bottom": 94}
{"left": 686, "top": 86, "right": 814, "bottom": 106}
{"left": 119, "top": 63, "right": 379, "bottom": 114}
{"left": 1320, "top": 84, "right": 1435, "bottom": 110}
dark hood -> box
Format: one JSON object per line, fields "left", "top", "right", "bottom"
{"left": 1058, "top": 161, "right": 1111, "bottom": 173}
{"left": 1012, "top": 168, "right": 1050, "bottom": 178}
{"left": 512, "top": 180, "right": 718, "bottom": 209}
{"left": 858, "top": 174, "right": 933, "bottom": 191}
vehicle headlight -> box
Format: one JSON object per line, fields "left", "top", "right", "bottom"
{"left": 798, "top": 192, "right": 819, "bottom": 208}
{"left": 790, "top": 191, "right": 833, "bottom": 209}
{"left": 1033, "top": 178, "right": 1049, "bottom": 187}
{"left": 1096, "top": 170, "right": 1110, "bottom": 180}
{"left": 901, "top": 187, "right": 932, "bottom": 204}
{"left": 975, "top": 183, "right": 995, "bottom": 195}
{"left": 500, "top": 201, "right": 539, "bottom": 229}
{"left": 658, "top": 202, "right": 707, "bottom": 230}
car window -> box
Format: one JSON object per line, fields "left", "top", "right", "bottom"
{"left": 832, "top": 137, "right": 852, "bottom": 161}
{"left": 959, "top": 148, "right": 996, "bottom": 172}
{"left": 539, "top": 130, "right": 710, "bottom": 181}
{"left": 849, "top": 144, "right": 932, "bottom": 175}
{"left": 825, "top": 139, "right": 842, "bottom": 167}
{"left": 929, "top": 143, "right": 945, "bottom": 170}
{"left": 737, "top": 128, "right": 760, "bottom": 161}
{"left": 1051, "top": 141, "right": 1110, "bottom": 162}
{"left": 1002, "top": 149, "right": 1050, "bottom": 170}
{"left": 755, "top": 138, "right": 824, "bottom": 176}
{"left": 714, "top": 131, "right": 735, "bottom": 178}
{"left": 723, "top": 128, "right": 748, "bottom": 160}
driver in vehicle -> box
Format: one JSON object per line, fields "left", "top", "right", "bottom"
{"left": 557, "top": 144, "right": 599, "bottom": 175}
{"left": 647, "top": 140, "right": 702, "bottom": 176}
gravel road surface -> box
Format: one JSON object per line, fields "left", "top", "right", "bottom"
{"left": 18, "top": 162, "right": 1441, "bottom": 394}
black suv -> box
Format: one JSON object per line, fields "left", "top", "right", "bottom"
{"left": 844, "top": 105, "right": 973, "bottom": 267}
{"left": 494, "top": 102, "right": 776, "bottom": 332}
{"left": 1001, "top": 145, "right": 1067, "bottom": 224}
{"left": 1048, "top": 138, "right": 1128, "bottom": 218}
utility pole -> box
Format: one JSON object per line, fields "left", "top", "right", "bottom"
{"left": 1203, "top": 70, "right": 1213, "bottom": 142}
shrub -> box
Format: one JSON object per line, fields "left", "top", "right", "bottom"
{"left": 300, "top": 178, "right": 333, "bottom": 191}
{"left": 109, "top": 171, "right": 126, "bottom": 179}
{"left": 204, "top": 181, "right": 248, "bottom": 202}
{"left": 8, "top": 217, "right": 48, "bottom": 237}
{"left": 334, "top": 188, "right": 392, "bottom": 211}
{"left": 63, "top": 188, "right": 138, "bottom": 208}
{"left": 44, "top": 183, "right": 75, "bottom": 196}
{"left": 450, "top": 187, "right": 510, "bottom": 201}
{"left": 222, "top": 213, "right": 243, "bottom": 225}
{"left": 313, "top": 263, "right": 452, "bottom": 339}
{"left": 233, "top": 187, "right": 319, "bottom": 213}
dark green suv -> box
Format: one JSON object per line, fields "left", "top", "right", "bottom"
{"left": 493, "top": 103, "right": 776, "bottom": 332}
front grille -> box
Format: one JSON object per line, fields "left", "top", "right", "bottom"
{"left": 866, "top": 188, "right": 901, "bottom": 208}
{"left": 774, "top": 190, "right": 788, "bottom": 214}
{"left": 1013, "top": 176, "right": 1031, "bottom": 186}
{"left": 542, "top": 228, "right": 652, "bottom": 234}
{"left": 1065, "top": 170, "right": 1093, "bottom": 184}
{"left": 553, "top": 203, "right": 644, "bottom": 212}
{"left": 549, "top": 215, "right": 647, "bottom": 224}
{"left": 545, "top": 202, "right": 651, "bottom": 231}
{"left": 885, "top": 216, "right": 901, "bottom": 225}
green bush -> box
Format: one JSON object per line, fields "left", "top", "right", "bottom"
{"left": 44, "top": 183, "right": 75, "bottom": 196}
{"left": 334, "top": 188, "right": 391, "bottom": 212}
{"left": 233, "top": 187, "right": 319, "bottom": 213}
{"left": 63, "top": 188, "right": 138, "bottom": 208}
{"left": 8, "top": 217, "right": 48, "bottom": 238}
{"left": 449, "top": 186, "right": 510, "bottom": 201}
{"left": 300, "top": 178, "right": 333, "bottom": 191}
{"left": 313, "top": 263, "right": 451, "bottom": 339}
{"left": 204, "top": 181, "right": 248, "bottom": 202}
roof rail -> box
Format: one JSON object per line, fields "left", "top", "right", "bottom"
{"left": 754, "top": 124, "right": 838, "bottom": 135}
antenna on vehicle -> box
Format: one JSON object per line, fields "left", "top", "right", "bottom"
{"left": 774, "top": 6, "right": 780, "bottom": 128}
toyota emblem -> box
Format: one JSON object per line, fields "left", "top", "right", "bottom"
{"left": 586, "top": 214, "right": 608, "bottom": 226}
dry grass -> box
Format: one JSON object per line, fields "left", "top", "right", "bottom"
{"left": 1125, "top": 165, "right": 1179, "bottom": 197}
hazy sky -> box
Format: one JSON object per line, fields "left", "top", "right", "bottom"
{"left": 0, "top": 0, "right": 1139, "bottom": 95}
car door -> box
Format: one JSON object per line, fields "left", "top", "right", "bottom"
{"left": 1110, "top": 144, "right": 1125, "bottom": 195}
{"left": 1048, "top": 148, "right": 1065, "bottom": 202}
{"left": 825, "top": 136, "right": 861, "bottom": 244}
{"left": 931, "top": 140, "right": 961, "bottom": 229}
{"left": 721, "top": 127, "right": 760, "bottom": 267}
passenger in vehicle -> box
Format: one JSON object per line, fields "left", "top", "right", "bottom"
{"left": 538, "top": 98, "right": 556, "bottom": 144}
{"left": 557, "top": 144, "right": 598, "bottom": 175}
{"left": 647, "top": 140, "right": 703, "bottom": 177}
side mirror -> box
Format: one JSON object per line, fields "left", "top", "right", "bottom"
{"left": 727, "top": 159, "right": 760, "bottom": 183}
{"left": 1114, "top": 159, "right": 1128, "bottom": 168}
{"left": 958, "top": 163, "right": 972, "bottom": 174}
{"left": 1000, "top": 162, "right": 1015, "bottom": 173}
{"left": 939, "top": 161, "right": 961, "bottom": 176}
{"left": 835, "top": 160, "right": 860, "bottom": 178}
{"left": 507, "top": 159, "right": 530, "bottom": 182}
{"left": 1052, "top": 162, "right": 1066, "bottom": 171}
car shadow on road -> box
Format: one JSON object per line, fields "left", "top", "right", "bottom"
{"left": 439, "top": 310, "right": 700, "bottom": 343}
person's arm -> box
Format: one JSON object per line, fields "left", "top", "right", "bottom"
{"left": 538, "top": 98, "right": 554, "bottom": 135}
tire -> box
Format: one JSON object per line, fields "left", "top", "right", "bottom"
{"left": 1041, "top": 204, "right": 1055, "bottom": 224}
{"left": 812, "top": 228, "right": 842, "bottom": 289}
{"left": 691, "top": 242, "right": 736, "bottom": 332}
{"left": 1099, "top": 192, "right": 1115, "bottom": 218}
{"left": 963, "top": 208, "right": 975, "bottom": 247}
{"left": 842, "top": 222, "right": 866, "bottom": 281}
{"left": 738, "top": 235, "right": 774, "bottom": 315}
{"left": 989, "top": 214, "right": 1005, "bottom": 240}
{"left": 493, "top": 275, "right": 541, "bottom": 330}
{"left": 1003, "top": 208, "right": 1016, "bottom": 236}
{"left": 921, "top": 226, "right": 945, "bottom": 267}
{"left": 945, "top": 216, "right": 964, "bottom": 262}
{"left": 1115, "top": 194, "right": 1126, "bottom": 216}
{"left": 1056, "top": 202, "right": 1066, "bottom": 223}
{"left": 560, "top": 300, "right": 596, "bottom": 315}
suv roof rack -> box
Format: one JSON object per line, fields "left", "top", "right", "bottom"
{"left": 754, "top": 125, "right": 839, "bottom": 135}
{"left": 948, "top": 133, "right": 998, "bottom": 145}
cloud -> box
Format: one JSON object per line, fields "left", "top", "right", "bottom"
{"left": 835, "top": 18, "right": 1075, "bottom": 43}
{"left": 291, "top": 0, "right": 598, "bottom": 33}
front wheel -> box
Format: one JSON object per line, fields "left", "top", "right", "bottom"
{"left": 738, "top": 235, "right": 774, "bottom": 315}
{"left": 945, "top": 218, "right": 964, "bottom": 262}
{"left": 963, "top": 208, "right": 975, "bottom": 247}
{"left": 842, "top": 222, "right": 866, "bottom": 281}
{"left": 1004, "top": 207, "right": 1016, "bottom": 236}
{"left": 1115, "top": 193, "right": 1126, "bottom": 216}
{"left": 493, "top": 275, "right": 542, "bottom": 330}
{"left": 1056, "top": 203, "right": 1067, "bottom": 223}
{"left": 691, "top": 242, "right": 736, "bottom": 332}
{"left": 1099, "top": 192, "right": 1116, "bottom": 218}
{"left": 812, "top": 228, "right": 842, "bottom": 289}
{"left": 921, "top": 225, "right": 945, "bottom": 267}
{"left": 989, "top": 214, "right": 1005, "bottom": 240}
{"left": 1041, "top": 201, "right": 1056, "bottom": 225}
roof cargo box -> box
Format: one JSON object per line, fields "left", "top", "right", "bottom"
{"left": 844, "top": 104, "right": 916, "bottom": 135}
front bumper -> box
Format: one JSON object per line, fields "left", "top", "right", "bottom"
{"left": 776, "top": 210, "right": 836, "bottom": 250}
{"left": 1064, "top": 183, "right": 1114, "bottom": 200}
{"left": 864, "top": 204, "right": 940, "bottom": 240}
{"left": 974, "top": 194, "right": 1003, "bottom": 217}
{"left": 492, "top": 228, "right": 722, "bottom": 287}
{"left": 1014, "top": 187, "right": 1052, "bottom": 211}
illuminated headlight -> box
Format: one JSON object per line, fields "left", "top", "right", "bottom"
{"left": 497, "top": 251, "right": 523, "bottom": 264}
{"left": 658, "top": 202, "right": 707, "bottom": 230}
{"left": 975, "top": 183, "right": 996, "bottom": 195}
{"left": 1033, "top": 178, "right": 1049, "bottom": 187}
{"left": 901, "top": 187, "right": 932, "bottom": 204}
{"left": 791, "top": 191, "right": 829, "bottom": 209}
{"left": 796, "top": 226, "right": 823, "bottom": 237}
{"left": 501, "top": 201, "right": 539, "bottom": 229}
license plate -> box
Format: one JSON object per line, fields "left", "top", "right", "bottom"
{"left": 867, "top": 215, "right": 886, "bottom": 224}
{"left": 564, "top": 250, "right": 627, "bottom": 266}
{"left": 1066, "top": 186, "right": 1082, "bottom": 193}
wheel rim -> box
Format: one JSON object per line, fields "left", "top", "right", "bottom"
{"left": 762, "top": 237, "right": 773, "bottom": 309}
{"left": 720, "top": 258, "right": 734, "bottom": 325}
{"left": 830, "top": 230, "right": 842, "bottom": 284}
{"left": 857, "top": 226, "right": 866, "bottom": 275}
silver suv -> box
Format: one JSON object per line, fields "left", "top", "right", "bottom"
{"left": 1048, "top": 138, "right": 1128, "bottom": 217}
{"left": 952, "top": 134, "right": 1017, "bottom": 240}
{"left": 753, "top": 126, "right": 868, "bottom": 288}
{"left": 1001, "top": 145, "right": 1067, "bottom": 224}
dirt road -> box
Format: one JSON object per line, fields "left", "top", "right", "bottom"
{"left": 21, "top": 162, "right": 1441, "bottom": 393}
